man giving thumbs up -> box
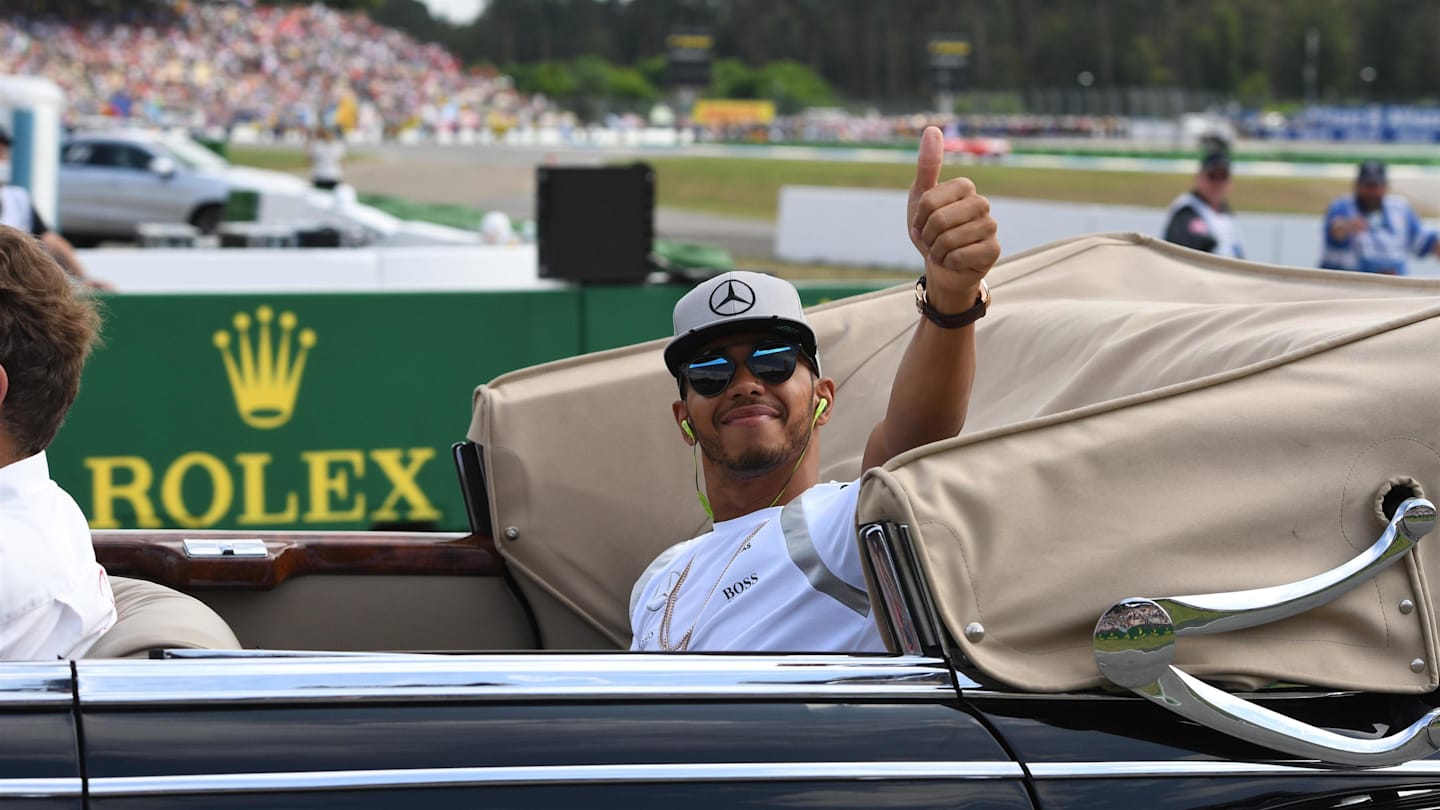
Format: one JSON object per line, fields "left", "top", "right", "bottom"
{"left": 628, "top": 125, "right": 999, "bottom": 653}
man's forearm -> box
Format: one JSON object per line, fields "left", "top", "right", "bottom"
{"left": 863, "top": 126, "right": 997, "bottom": 471}
{"left": 871, "top": 316, "right": 978, "bottom": 462}
{"left": 41, "top": 233, "right": 86, "bottom": 279}
{"left": 864, "top": 275, "right": 983, "bottom": 470}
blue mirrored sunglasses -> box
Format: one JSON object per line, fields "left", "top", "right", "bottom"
{"left": 681, "top": 342, "right": 802, "bottom": 398}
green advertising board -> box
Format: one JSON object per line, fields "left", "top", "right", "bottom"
{"left": 48, "top": 282, "right": 890, "bottom": 532}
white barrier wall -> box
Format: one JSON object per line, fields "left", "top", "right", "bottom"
{"left": 80, "top": 244, "right": 564, "bottom": 293}
{"left": 777, "top": 186, "right": 1440, "bottom": 276}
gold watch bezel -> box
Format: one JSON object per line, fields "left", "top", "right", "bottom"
{"left": 915, "top": 276, "right": 990, "bottom": 314}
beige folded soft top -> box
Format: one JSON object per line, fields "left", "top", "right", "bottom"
{"left": 470, "top": 233, "right": 1440, "bottom": 694}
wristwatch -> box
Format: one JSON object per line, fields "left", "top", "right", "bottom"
{"left": 915, "top": 275, "right": 990, "bottom": 329}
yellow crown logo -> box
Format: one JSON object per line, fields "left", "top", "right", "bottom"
{"left": 213, "top": 306, "right": 316, "bottom": 430}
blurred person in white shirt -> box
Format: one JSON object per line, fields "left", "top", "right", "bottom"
{"left": 0, "top": 225, "right": 116, "bottom": 660}
{"left": 308, "top": 125, "right": 346, "bottom": 190}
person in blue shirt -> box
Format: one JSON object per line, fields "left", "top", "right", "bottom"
{"left": 1320, "top": 160, "right": 1439, "bottom": 275}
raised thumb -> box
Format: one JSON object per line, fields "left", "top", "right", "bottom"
{"left": 909, "top": 126, "right": 944, "bottom": 202}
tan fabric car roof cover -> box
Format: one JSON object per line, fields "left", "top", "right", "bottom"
{"left": 472, "top": 233, "right": 1440, "bottom": 694}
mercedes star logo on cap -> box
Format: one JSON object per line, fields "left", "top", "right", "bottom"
{"left": 709, "top": 279, "right": 756, "bottom": 316}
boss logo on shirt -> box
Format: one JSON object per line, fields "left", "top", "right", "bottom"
{"left": 723, "top": 573, "right": 760, "bottom": 602}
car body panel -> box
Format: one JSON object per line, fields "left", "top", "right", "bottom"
{"left": 208, "top": 165, "right": 310, "bottom": 196}
{"left": 90, "top": 782, "right": 1033, "bottom": 810}
{"left": 971, "top": 689, "right": 1440, "bottom": 805}
{"left": 59, "top": 137, "right": 229, "bottom": 238}
{"left": 973, "top": 690, "right": 1440, "bottom": 764}
{"left": 75, "top": 655, "right": 1035, "bottom": 809}
{"left": 1031, "top": 776, "right": 1440, "bottom": 810}
{"left": 43, "top": 648, "right": 1440, "bottom": 808}
{"left": 0, "top": 664, "right": 84, "bottom": 809}
{"left": 79, "top": 516, "right": 1440, "bottom": 806}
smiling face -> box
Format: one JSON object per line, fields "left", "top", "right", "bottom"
{"left": 673, "top": 331, "right": 830, "bottom": 480}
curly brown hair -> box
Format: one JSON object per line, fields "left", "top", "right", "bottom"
{"left": 0, "top": 226, "right": 100, "bottom": 457}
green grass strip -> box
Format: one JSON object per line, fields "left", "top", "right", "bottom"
{"left": 359, "top": 194, "right": 486, "bottom": 231}
{"left": 644, "top": 156, "right": 1360, "bottom": 219}
{"left": 225, "top": 146, "right": 311, "bottom": 172}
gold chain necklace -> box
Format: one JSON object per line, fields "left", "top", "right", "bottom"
{"left": 658, "top": 520, "right": 768, "bottom": 652}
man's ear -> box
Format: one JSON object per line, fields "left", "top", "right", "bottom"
{"left": 0, "top": 362, "right": 8, "bottom": 410}
{"left": 815, "top": 377, "right": 837, "bottom": 427}
{"left": 671, "top": 400, "right": 694, "bottom": 445}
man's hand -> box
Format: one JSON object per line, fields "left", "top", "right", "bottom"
{"left": 907, "top": 125, "right": 1000, "bottom": 312}
{"left": 1331, "top": 216, "right": 1368, "bottom": 241}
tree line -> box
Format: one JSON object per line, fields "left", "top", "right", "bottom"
{"left": 19, "top": 0, "right": 1440, "bottom": 111}
{"left": 375, "top": 0, "right": 1440, "bottom": 110}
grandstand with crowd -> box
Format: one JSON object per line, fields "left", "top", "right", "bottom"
{"left": 0, "top": 0, "right": 1272, "bottom": 150}
{"left": 0, "top": 0, "right": 551, "bottom": 141}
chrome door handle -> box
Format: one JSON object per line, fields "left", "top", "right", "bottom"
{"left": 1094, "top": 498, "right": 1437, "bottom": 767}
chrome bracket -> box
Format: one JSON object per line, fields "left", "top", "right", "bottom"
{"left": 1094, "top": 498, "right": 1437, "bottom": 767}
{"left": 860, "top": 522, "right": 946, "bottom": 656}
{"left": 182, "top": 539, "right": 269, "bottom": 558}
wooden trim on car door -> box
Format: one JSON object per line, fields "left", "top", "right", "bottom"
{"left": 92, "top": 530, "right": 504, "bottom": 590}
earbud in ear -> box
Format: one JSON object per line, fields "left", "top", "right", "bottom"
{"left": 681, "top": 419, "right": 695, "bottom": 441}
{"left": 815, "top": 398, "right": 829, "bottom": 417}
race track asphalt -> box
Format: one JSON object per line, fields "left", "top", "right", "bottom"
{"left": 338, "top": 140, "right": 1440, "bottom": 267}
{"left": 341, "top": 143, "right": 780, "bottom": 260}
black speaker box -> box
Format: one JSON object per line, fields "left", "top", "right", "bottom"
{"left": 537, "top": 163, "right": 654, "bottom": 285}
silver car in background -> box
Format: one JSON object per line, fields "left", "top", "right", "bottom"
{"left": 57, "top": 130, "right": 232, "bottom": 244}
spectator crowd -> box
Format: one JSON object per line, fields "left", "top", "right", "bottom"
{"left": 0, "top": 0, "right": 551, "bottom": 140}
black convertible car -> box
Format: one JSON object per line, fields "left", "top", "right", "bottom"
{"left": 10, "top": 234, "right": 1440, "bottom": 808}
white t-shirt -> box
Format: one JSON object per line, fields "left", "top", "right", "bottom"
{"left": 0, "top": 185, "right": 36, "bottom": 232}
{"left": 0, "top": 451, "right": 116, "bottom": 659}
{"left": 309, "top": 140, "right": 345, "bottom": 182}
{"left": 630, "top": 480, "right": 884, "bottom": 653}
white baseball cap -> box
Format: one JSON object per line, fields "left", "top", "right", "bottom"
{"left": 663, "top": 271, "right": 819, "bottom": 377}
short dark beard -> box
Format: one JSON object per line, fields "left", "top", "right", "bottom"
{"left": 727, "top": 438, "right": 795, "bottom": 479}
{"left": 700, "top": 398, "right": 812, "bottom": 480}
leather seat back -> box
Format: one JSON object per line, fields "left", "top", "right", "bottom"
{"left": 85, "top": 576, "right": 241, "bottom": 658}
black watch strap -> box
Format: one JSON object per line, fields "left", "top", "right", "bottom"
{"left": 916, "top": 275, "right": 988, "bottom": 329}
